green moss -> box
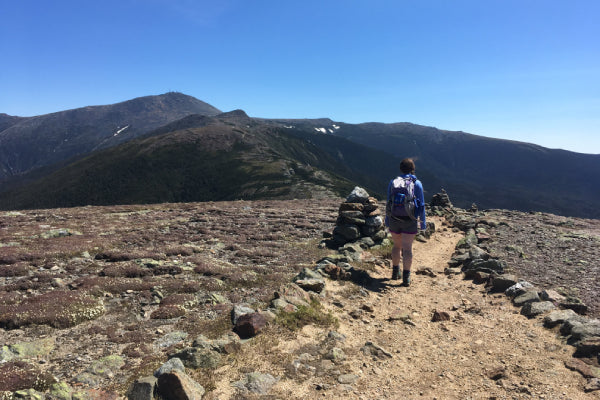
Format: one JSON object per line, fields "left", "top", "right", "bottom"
{"left": 276, "top": 299, "right": 338, "bottom": 331}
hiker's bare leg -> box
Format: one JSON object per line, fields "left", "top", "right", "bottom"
{"left": 400, "top": 233, "right": 416, "bottom": 271}
{"left": 391, "top": 232, "right": 403, "bottom": 267}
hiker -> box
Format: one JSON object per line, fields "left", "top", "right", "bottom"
{"left": 385, "top": 158, "right": 426, "bottom": 286}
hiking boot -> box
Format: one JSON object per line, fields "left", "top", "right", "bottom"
{"left": 391, "top": 266, "right": 400, "bottom": 280}
{"left": 402, "top": 270, "right": 411, "bottom": 287}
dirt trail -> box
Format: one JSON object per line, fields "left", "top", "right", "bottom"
{"left": 210, "top": 216, "right": 597, "bottom": 399}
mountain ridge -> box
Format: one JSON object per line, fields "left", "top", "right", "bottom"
{"left": 1, "top": 93, "right": 599, "bottom": 218}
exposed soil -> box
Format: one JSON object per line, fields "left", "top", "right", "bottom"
{"left": 0, "top": 200, "right": 599, "bottom": 398}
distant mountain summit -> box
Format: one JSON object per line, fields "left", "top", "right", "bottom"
{"left": 0, "top": 92, "right": 221, "bottom": 181}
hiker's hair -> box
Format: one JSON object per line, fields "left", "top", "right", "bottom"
{"left": 400, "top": 158, "right": 415, "bottom": 174}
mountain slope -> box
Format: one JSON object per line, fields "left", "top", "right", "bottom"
{"left": 328, "top": 122, "right": 600, "bottom": 218}
{"left": 0, "top": 92, "right": 221, "bottom": 182}
{"left": 0, "top": 112, "right": 389, "bottom": 209}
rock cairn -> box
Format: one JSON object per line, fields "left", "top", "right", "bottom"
{"left": 330, "top": 187, "right": 386, "bottom": 249}
{"left": 429, "top": 188, "right": 453, "bottom": 216}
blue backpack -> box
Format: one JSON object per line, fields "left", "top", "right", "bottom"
{"left": 389, "top": 176, "right": 417, "bottom": 220}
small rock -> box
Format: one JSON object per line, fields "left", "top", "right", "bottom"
{"left": 416, "top": 267, "right": 436, "bottom": 277}
{"left": 337, "top": 374, "right": 358, "bottom": 384}
{"left": 360, "top": 342, "right": 393, "bottom": 359}
{"left": 327, "top": 331, "right": 346, "bottom": 342}
{"left": 487, "top": 366, "right": 507, "bottom": 380}
{"left": 325, "top": 347, "right": 346, "bottom": 362}
{"left": 585, "top": 378, "right": 600, "bottom": 392}
{"left": 505, "top": 281, "right": 534, "bottom": 298}
{"left": 431, "top": 310, "right": 451, "bottom": 322}
{"left": 233, "top": 372, "right": 278, "bottom": 395}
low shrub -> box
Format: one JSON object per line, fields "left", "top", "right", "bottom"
{"left": 165, "top": 246, "right": 194, "bottom": 257}
{"left": 0, "top": 290, "right": 105, "bottom": 329}
{"left": 99, "top": 264, "right": 152, "bottom": 278}
{"left": 150, "top": 304, "right": 186, "bottom": 319}
{"left": 0, "top": 361, "right": 56, "bottom": 391}
{"left": 0, "top": 263, "right": 30, "bottom": 277}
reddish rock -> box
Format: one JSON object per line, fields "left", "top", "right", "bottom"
{"left": 564, "top": 358, "right": 600, "bottom": 379}
{"left": 235, "top": 312, "right": 268, "bottom": 339}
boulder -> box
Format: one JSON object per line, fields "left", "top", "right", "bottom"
{"left": 156, "top": 371, "right": 205, "bottom": 400}
{"left": 128, "top": 376, "right": 157, "bottom": 400}
{"left": 575, "top": 338, "right": 600, "bottom": 358}
{"left": 469, "top": 246, "right": 489, "bottom": 261}
{"left": 294, "top": 278, "right": 325, "bottom": 293}
{"left": 463, "top": 258, "right": 505, "bottom": 274}
{"left": 171, "top": 347, "right": 221, "bottom": 369}
{"left": 540, "top": 289, "right": 567, "bottom": 304}
{"left": 520, "top": 301, "right": 555, "bottom": 318}
{"left": 274, "top": 283, "right": 311, "bottom": 307}
{"left": 333, "top": 224, "right": 361, "bottom": 242}
{"left": 513, "top": 290, "right": 541, "bottom": 306}
{"left": 154, "top": 358, "right": 185, "bottom": 377}
{"left": 231, "top": 304, "right": 256, "bottom": 325}
{"left": 235, "top": 312, "right": 269, "bottom": 339}
{"left": 543, "top": 309, "right": 582, "bottom": 328}
{"left": 490, "top": 274, "right": 519, "bottom": 292}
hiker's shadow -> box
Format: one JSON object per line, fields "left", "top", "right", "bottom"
{"left": 349, "top": 268, "right": 398, "bottom": 293}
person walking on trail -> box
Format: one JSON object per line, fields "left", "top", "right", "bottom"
{"left": 385, "top": 158, "right": 426, "bottom": 286}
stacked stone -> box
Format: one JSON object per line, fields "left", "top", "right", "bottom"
{"left": 430, "top": 188, "right": 454, "bottom": 217}
{"left": 332, "top": 187, "right": 386, "bottom": 248}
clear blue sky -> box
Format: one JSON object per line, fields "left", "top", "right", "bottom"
{"left": 1, "top": 0, "right": 599, "bottom": 154}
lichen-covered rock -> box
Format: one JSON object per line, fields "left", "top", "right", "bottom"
{"left": 233, "top": 372, "right": 278, "bottom": 395}
{"left": 171, "top": 347, "right": 221, "bottom": 369}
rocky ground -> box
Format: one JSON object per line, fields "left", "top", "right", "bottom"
{"left": 0, "top": 197, "right": 599, "bottom": 399}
